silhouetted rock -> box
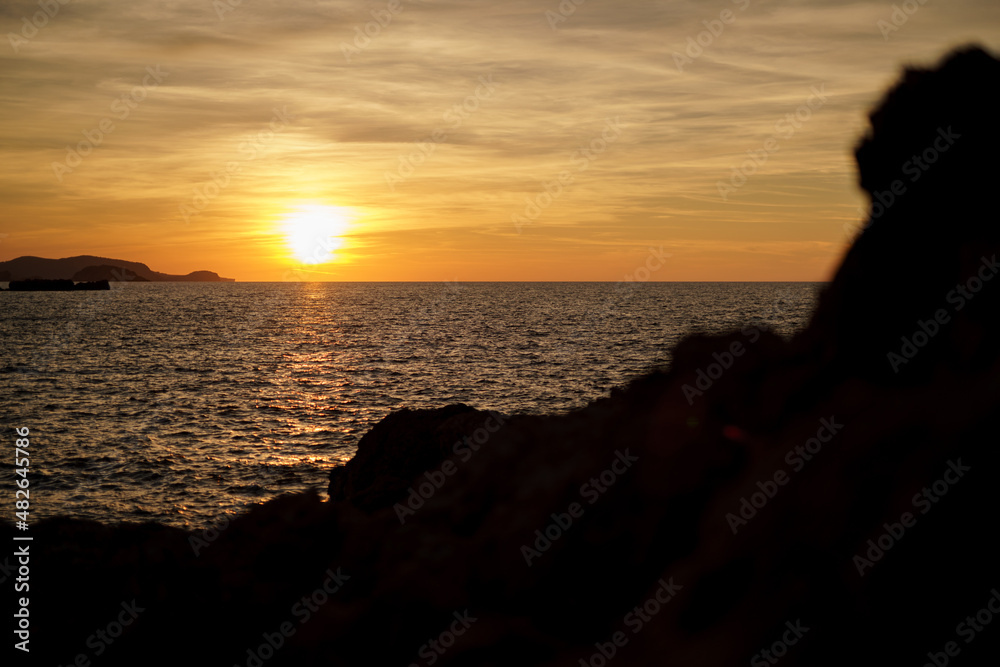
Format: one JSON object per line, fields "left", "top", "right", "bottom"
{"left": 8, "top": 45, "right": 1000, "bottom": 667}
{"left": 5, "top": 278, "right": 110, "bottom": 291}
{"left": 806, "top": 45, "right": 1000, "bottom": 384}
{"left": 0, "top": 255, "right": 234, "bottom": 281}
{"left": 180, "top": 270, "right": 235, "bottom": 282}
{"left": 327, "top": 403, "right": 508, "bottom": 511}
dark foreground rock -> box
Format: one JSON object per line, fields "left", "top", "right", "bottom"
{"left": 327, "top": 403, "right": 507, "bottom": 511}
{"left": 6, "top": 46, "right": 1000, "bottom": 666}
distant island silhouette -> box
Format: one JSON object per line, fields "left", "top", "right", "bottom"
{"left": 6, "top": 45, "right": 1000, "bottom": 667}
{"left": 0, "top": 255, "right": 234, "bottom": 282}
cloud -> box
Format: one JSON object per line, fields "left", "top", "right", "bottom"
{"left": 1, "top": 0, "right": 999, "bottom": 279}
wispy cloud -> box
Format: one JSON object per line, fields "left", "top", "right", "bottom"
{"left": 1, "top": 0, "right": 998, "bottom": 279}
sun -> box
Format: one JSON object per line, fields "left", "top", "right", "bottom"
{"left": 281, "top": 205, "right": 351, "bottom": 264}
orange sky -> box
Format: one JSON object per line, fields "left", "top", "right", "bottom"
{"left": 2, "top": 0, "right": 999, "bottom": 281}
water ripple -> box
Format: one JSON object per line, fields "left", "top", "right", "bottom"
{"left": 0, "top": 281, "right": 820, "bottom": 528}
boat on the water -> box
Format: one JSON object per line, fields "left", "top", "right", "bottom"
{"left": 2, "top": 278, "right": 111, "bottom": 291}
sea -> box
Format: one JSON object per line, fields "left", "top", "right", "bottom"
{"left": 1, "top": 282, "right": 822, "bottom": 529}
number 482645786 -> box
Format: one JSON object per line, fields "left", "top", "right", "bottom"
{"left": 14, "top": 427, "right": 30, "bottom": 521}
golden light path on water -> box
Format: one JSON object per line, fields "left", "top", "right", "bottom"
{"left": 0, "top": 283, "right": 821, "bottom": 528}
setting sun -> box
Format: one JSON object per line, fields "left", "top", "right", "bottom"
{"left": 281, "top": 205, "right": 351, "bottom": 265}
{"left": 5, "top": 0, "right": 1000, "bottom": 661}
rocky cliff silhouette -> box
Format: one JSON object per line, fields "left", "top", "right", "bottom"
{"left": 0, "top": 255, "right": 233, "bottom": 282}
{"left": 807, "top": 45, "right": 1000, "bottom": 384}
{"left": 6, "top": 46, "right": 1000, "bottom": 666}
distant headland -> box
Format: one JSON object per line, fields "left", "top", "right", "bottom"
{"left": 0, "top": 255, "right": 234, "bottom": 283}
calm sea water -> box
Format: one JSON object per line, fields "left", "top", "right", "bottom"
{"left": 1, "top": 282, "right": 822, "bottom": 529}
